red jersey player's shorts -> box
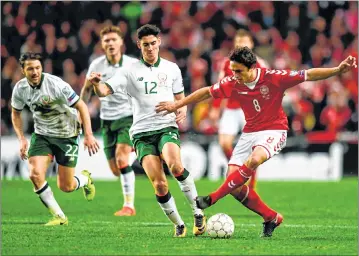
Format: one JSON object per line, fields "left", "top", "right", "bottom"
{"left": 228, "top": 130, "right": 287, "bottom": 167}
{"left": 218, "top": 108, "right": 246, "bottom": 135}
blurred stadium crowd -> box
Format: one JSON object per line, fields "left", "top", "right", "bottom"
{"left": 1, "top": 1, "right": 358, "bottom": 137}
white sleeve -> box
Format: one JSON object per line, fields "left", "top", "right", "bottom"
{"left": 172, "top": 65, "right": 184, "bottom": 95}
{"left": 86, "top": 61, "right": 96, "bottom": 79}
{"left": 11, "top": 85, "right": 25, "bottom": 111}
{"left": 57, "top": 79, "right": 80, "bottom": 107}
{"left": 105, "top": 69, "right": 128, "bottom": 94}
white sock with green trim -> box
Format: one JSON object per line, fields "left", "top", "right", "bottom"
{"left": 35, "top": 182, "right": 65, "bottom": 218}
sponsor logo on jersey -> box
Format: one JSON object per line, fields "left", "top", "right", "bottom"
{"left": 289, "top": 70, "right": 298, "bottom": 76}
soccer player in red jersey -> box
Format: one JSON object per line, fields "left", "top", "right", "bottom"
{"left": 210, "top": 29, "right": 269, "bottom": 190}
{"left": 156, "top": 47, "right": 357, "bottom": 237}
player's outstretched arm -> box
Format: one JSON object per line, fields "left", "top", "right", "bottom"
{"left": 11, "top": 108, "right": 28, "bottom": 160}
{"left": 88, "top": 72, "right": 112, "bottom": 97}
{"left": 156, "top": 87, "right": 212, "bottom": 115}
{"left": 80, "top": 79, "right": 94, "bottom": 103}
{"left": 174, "top": 93, "right": 187, "bottom": 124}
{"left": 307, "top": 56, "right": 357, "bottom": 81}
{"left": 73, "top": 99, "right": 100, "bottom": 156}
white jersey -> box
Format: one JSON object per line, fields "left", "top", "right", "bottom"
{"left": 86, "top": 54, "right": 138, "bottom": 120}
{"left": 11, "top": 73, "right": 81, "bottom": 138}
{"left": 106, "top": 57, "right": 184, "bottom": 138}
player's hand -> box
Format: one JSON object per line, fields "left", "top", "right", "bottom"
{"left": 155, "top": 101, "right": 177, "bottom": 115}
{"left": 175, "top": 106, "right": 187, "bottom": 124}
{"left": 19, "top": 138, "right": 28, "bottom": 160}
{"left": 338, "top": 56, "right": 357, "bottom": 74}
{"left": 83, "top": 134, "right": 100, "bottom": 156}
{"left": 208, "top": 108, "right": 221, "bottom": 124}
{"left": 88, "top": 72, "right": 101, "bottom": 85}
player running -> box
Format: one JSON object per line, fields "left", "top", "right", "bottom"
{"left": 155, "top": 47, "right": 357, "bottom": 237}
{"left": 81, "top": 26, "right": 138, "bottom": 216}
{"left": 11, "top": 52, "right": 99, "bottom": 226}
{"left": 88, "top": 24, "right": 206, "bottom": 237}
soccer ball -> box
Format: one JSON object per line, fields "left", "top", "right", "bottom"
{"left": 206, "top": 213, "right": 235, "bottom": 238}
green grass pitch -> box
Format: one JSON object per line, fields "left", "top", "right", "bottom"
{"left": 2, "top": 176, "right": 358, "bottom": 255}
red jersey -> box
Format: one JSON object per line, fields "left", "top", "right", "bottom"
{"left": 213, "top": 57, "right": 269, "bottom": 109}
{"left": 210, "top": 68, "right": 307, "bottom": 132}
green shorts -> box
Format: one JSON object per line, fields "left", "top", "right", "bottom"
{"left": 28, "top": 133, "right": 79, "bottom": 167}
{"left": 101, "top": 116, "right": 133, "bottom": 160}
{"left": 132, "top": 127, "right": 181, "bottom": 163}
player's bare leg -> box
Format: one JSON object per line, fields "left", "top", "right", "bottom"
{"left": 162, "top": 142, "right": 206, "bottom": 236}
{"left": 57, "top": 165, "right": 95, "bottom": 201}
{"left": 113, "top": 143, "right": 136, "bottom": 216}
{"left": 142, "top": 155, "right": 186, "bottom": 237}
{"left": 218, "top": 134, "right": 235, "bottom": 161}
{"left": 29, "top": 156, "right": 68, "bottom": 226}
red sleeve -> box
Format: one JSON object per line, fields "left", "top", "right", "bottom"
{"left": 209, "top": 76, "right": 236, "bottom": 99}
{"left": 212, "top": 60, "right": 232, "bottom": 108}
{"left": 266, "top": 69, "right": 307, "bottom": 90}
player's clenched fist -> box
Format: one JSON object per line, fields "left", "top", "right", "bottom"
{"left": 338, "top": 56, "right": 357, "bottom": 74}
{"left": 88, "top": 72, "right": 101, "bottom": 84}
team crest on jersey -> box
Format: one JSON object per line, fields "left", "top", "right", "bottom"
{"left": 260, "top": 86, "right": 270, "bottom": 100}
{"left": 41, "top": 95, "right": 51, "bottom": 105}
{"left": 158, "top": 73, "right": 167, "bottom": 86}
{"left": 158, "top": 72, "right": 168, "bottom": 89}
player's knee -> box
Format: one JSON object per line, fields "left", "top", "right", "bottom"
{"left": 153, "top": 180, "right": 168, "bottom": 195}
{"left": 219, "top": 140, "right": 232, "bottom": 151}
{"left": 248, "top": 154, "right": 266, "bottom": 169}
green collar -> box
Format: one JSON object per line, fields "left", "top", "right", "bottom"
{"left": 106, "top": 55, "right": 123, "bottom": 67}
{"left": 28, "top": 73, "right": 44, "bottom": 90}
{"left": 140, "top": 56, "right": 161, "bottom": 67}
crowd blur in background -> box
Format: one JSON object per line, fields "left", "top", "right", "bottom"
{"left": 1, "top": 1, "right": 358, "bottom": 138}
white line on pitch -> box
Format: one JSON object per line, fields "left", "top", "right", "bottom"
{"left": 89, "top": 221, "right": 358, "bottom": 229}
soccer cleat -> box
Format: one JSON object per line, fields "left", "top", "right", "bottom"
{"left": 261, "top": 213, "right": 283, "bottom": 237}
{"left": 81, "top": 170, "right": 95, "bottom": 201}
{"left": 193, "top": 214, "right": 206, "bottom": 236}
{"left": 44, "top": 215, "right": 68, "bottom": 226}
{"left": 114, "top": 206, "right": 136, "bottom": 216}
{"left": 174, "top": 224, "right": 187, "bottom": 238}
{"left": 195, "top": 196, "right": 212, "bottom": 210}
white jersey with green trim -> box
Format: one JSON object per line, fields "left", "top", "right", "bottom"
{"left": 11, "top": 73, "right": 81, "bottom": 138}
{"left": 106, "top": 57, "right": 184, "bottom": 138}
{"left": 86, "top": 54, "right": 137, "bottom": 120}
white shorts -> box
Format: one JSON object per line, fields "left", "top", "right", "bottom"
{"left": 219, "top": 108, "right": 246, "bottom": 136}
{"left": 228, "top": 130, "right": 287, "bottom": 166}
